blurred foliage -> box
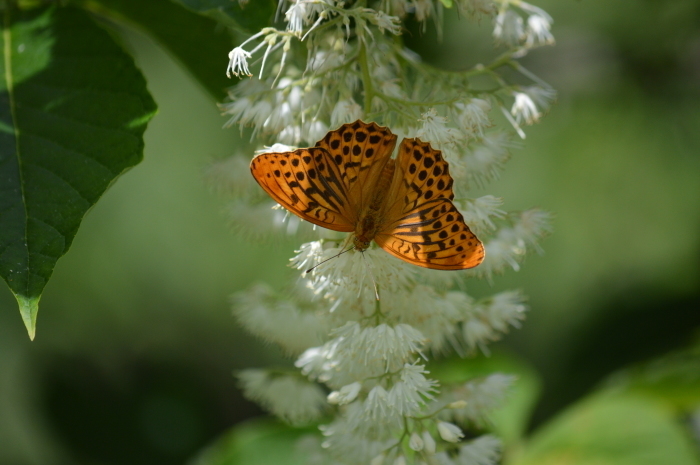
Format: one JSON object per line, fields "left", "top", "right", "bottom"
{"left": 192, "top": 419, "right": 313, "bottom": 465}
{"left": 0, "top": 0, "right": 699, "bottom": 464}
{"left": 512, "top": 392, "right": 699, "bottom": 465}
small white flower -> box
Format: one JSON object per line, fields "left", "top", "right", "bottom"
{"left": 365, "top": 9, "right": 402, "bottom": 35}
{"left": 485, "top": 291, "right": 527, "bottom": 332}
{"left": 370, "top": 453, "right": 386, "bottom": 465}
{"left": 304, "top": 119, "right": 329, "bottom": 144}
{"left": 422, "top": 430, "right": 437, "bottom": 454}
{"left": 296, "top": 322, "right": 427, "bottom": 387}
{"left": 285, "top": 1, "right": 312, "bottom": 35}
{"left": 304, "top": 245, "right": 414, "bottom": 302}
{"left": 472, "top": 228, "right": 523, "bottom": 278}
{"left": 462, "top": 317, "right": 494, "bottom": 351}
{"left": 457, "top": 196, "right": 506, "bottom": 235}
{"left": 458, "top": 435, "right": 501, "bottom": 465}
{"left": 458, "top": 132, "right": 513, "bottom": 188}
{"left": 364, "top": 385, "right": 398, "bottom": 424}
{"left": 416, "top": 109, "right": 465, "bottom": 152}
{"left": 278, "top": 125, "right": 303, "bottom": 145}
{"left": 523, "top": 86, "right": 556, "bottom": 118}
{"left": 332, "top": 322, "right": 427, "bottom": 373}
{"left": 448, "top": 374, "right": 515, "bottom": 425}
{"left": 388, "top": 286, "right": 468, "bottom": 353}
{"left": 387, "top": 364, "right": 439, "bottom": 416}
{"left": 437, "top": 421, "right": 464, "bottom": 443}
{"left": 331, "top": 98, "right": 364, "bottom": 127}
{"left": 410, "top": 431, "right": 424, "bottom": 451}
{"left": 454, "top": 98, "right": 492, "bottom": 138}
{"left": 227, "top": 47, "right": 253, "bottom": 77}
{"left": 264, "top": 101, "right": 294, "bottom": 133}
{"left": 379, "top": 80, "right": 405, "bottom": 99}
{"left": 232, "top": 284, "right": 329, "bottom": 354}
{"left": 205, "top": 155, "right": 256, "bottom": 197}
{"left": 394, "top": 455, "right": 407, "bottom": 465}
{"left": 238, "top": 370, "right": 327, "bottom": 424}
{"left": 510, "top": 91, "right": 539, "bottom": 125}
{"left": 308, "top": 48, "right": 345, "bottom": 73}
{"left": 256, "top": 142, "right": 297, "bottom": 154}
{"left": 448, "top": 400, "right": 468, "bottom": 409}
{"left": 514, "top": 208, "right": 553, "bottom": 253}
{"left": 525, "top": 13, "right": 554, "bottom": 48}
{"left": 328, "top": 381, "right": 362, "bottom": 405}
{"left": 290, "top": 241, "right": 326, "bottom": 273}
{"left": 493, "top": 9, "right": 524, "bottom": 47}
{"left": 413, "top": 0, "right": 435, "bottom": 22}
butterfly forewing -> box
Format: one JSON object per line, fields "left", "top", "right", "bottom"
{"left": 315, "top": 121, "right": 398, "bottom": 217}
{"left": 250, "top": 148, "right": 355, "bottom": 232}
{"left": 375, "top": 137, "right": 485, "bottom": 270}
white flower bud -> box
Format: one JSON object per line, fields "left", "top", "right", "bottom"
{"left": 448, "top": 400, "right": 468, "bottom": 409}
{"left": 437, "top": 421, "right": 465, "bottom": 443}
{"left": 409, "top": 432, "right": 424, "bottom": 451}
{"left": 422, "top": 430, "right": 437, "bottom": 454}
{"left": 327, "top": 382, "right": 362, "bottom": 405}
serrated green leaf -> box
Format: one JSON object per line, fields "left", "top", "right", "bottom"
{"left": 172, "top": 0, "right": 277, "bottom": 34}
{"left": 77, "top": 0, "right": 234, "bottom": 100}
{"left": 430, "top": 352, "right": 542, "bottom": 446}
{"left": 511, "top": 393, "right": 700, "bottom": 465}
{"left": 0, "top": 5, "right": 156, "bottom": 339}
{"left": 191, "top": 418, "right": 313, "bottom": 465}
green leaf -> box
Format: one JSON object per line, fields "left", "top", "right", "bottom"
{"left": 430, "top": 351, "right": 542, "bottom": 446}
{"left": 191, "top": 418, "right": 313, "bottom": 465}
{"left": 603, "top": 341, "right": 700, "bottom": 411}
{"left": 171, "top": 0, "right": 277, "bottom": 34}
{"left": 0, "top": 5, "right": 156, "bottom": 339}
{"left": 438, "top": 0, "right": 454, "bottom": 8}
{"left": 511, "top": 393, "right": 700, "bottom": 465}
{"left": 76, "top": 0, "right": 234, "bottom": 100}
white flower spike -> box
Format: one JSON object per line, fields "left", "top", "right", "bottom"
{"left": 221, "top": 0, "right": 555, "bottom": 461}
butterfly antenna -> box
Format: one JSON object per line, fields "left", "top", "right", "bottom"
{"left": 305, "top": 246, "right": 355, "bottom": 274}
{"left": 360, "top": 252, "right": 380, "bottom": 301}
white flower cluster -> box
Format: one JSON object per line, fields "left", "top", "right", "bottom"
{"left": 218, "top": 0, "right": 555, "bottom": 463}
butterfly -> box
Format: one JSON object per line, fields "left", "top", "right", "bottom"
{"left": 250, "top": 120, "right": 485, "bottom": 270}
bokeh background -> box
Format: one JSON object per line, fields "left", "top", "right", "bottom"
{"left": 1, "top": 0, "right": 699, "bottom": 463}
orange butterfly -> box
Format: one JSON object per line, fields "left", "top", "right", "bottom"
{"left": 250, "top": 120, "right": 485, "bottom": 270}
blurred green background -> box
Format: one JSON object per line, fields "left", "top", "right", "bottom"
{"left": 1, "top": 0, "right": 699, "bottom": 463}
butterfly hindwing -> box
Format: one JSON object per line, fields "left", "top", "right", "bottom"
{"left": 375, "top": 137, "right": 484, "bottom": 270}
{"left": 315, "top": 121, "right": 398, "bottom": 218}
{"left": 375, "top": 199, "right": 484, "bottom": 269}
{"left": 250, "top": 148, "right": 355, "bottom": 232}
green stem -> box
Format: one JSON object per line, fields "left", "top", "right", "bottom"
{"left": 357, "top": 41, "right": 374, "bottom": 113}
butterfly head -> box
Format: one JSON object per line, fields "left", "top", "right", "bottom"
{"left": 352, "top": 235, "right": 371, "bottom": 252}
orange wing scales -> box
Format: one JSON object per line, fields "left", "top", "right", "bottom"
{"left": 315, "top": 121, "right": 397, "bottom": 216}
{"left": 250, "top": 148, "right": 355, "bottom": 232}
{"left": 376, "top": 200, "right": 484, "bottom": 270}
{"left": 249, "top": 120, "right": 485, "bottom": 270}
{"left": 377, "top": 136, "right": 484, "bottom": 270}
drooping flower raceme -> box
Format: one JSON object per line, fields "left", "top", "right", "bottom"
{"left": 215, "top": 0, "right": 554, "bottom": 463}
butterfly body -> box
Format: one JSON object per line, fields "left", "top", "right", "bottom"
{"left": 250, "top": 121, "right": 485, "bottom": 270}
{"left": 353, "top": 158, "right": 396, "bottom": 251}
